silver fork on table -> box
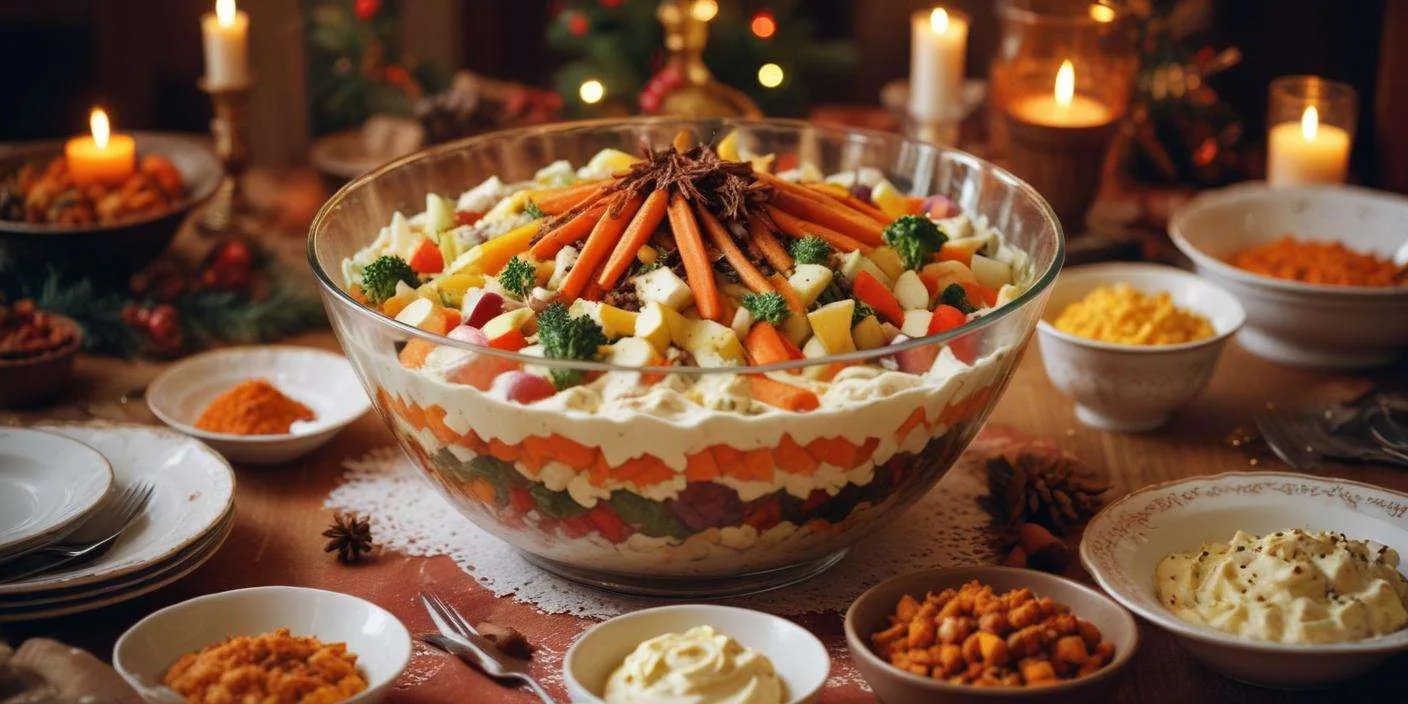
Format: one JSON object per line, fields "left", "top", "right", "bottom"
{"left": 0, "top": 482, "right": 154, "bottom": 584}
{"left": 1257, "top": 411, "right": 1408, "bottom": 470}
{"left": 419, "top": 591, "right": 558, "bottom": 704}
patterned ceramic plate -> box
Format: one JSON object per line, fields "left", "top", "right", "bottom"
{"left": 1080, "top": 471, "right": 1408, "bottom": 687}
{"left": 0, "top": 422, "right": 234, "bottom": 595}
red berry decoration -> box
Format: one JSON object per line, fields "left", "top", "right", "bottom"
{"left": 353, "top": 0, "right": 380, "bottom": 21}
{"left": 567, "top": 12, "right": 589, "bottom": 36}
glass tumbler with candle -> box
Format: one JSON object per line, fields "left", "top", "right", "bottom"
{"left": 1266, "top": 76, "right": 1356, "bottom": 187}
{"left": 990, "top": 0, "right": 1136, "bottom": 234}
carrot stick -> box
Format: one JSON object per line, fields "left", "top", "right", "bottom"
{"left": 560, "top": 194, "right": 645, "bottom": 300}
{"left": 805, "top": 183, "right": 891, "bottom": 225}
{"left": 745, "top": 322, "right": 797, "bottom": 366}
{"left": 764, "top": 205, "right": 872, "bottom": 254}
{"left": 771, "top": 188, "right": 885, "bottom": 246}
{"left": 696, "top": 205, "right": 773, "bottom": 294}
{"left": 747, "top": 375, "right": 819, "bottom": 412}
{"left": 528, "top": 204, "right": 607, "bottom": 259}
{"left": 768, "top": 273, "right": 806, "bottom": 317}
{"left": 529, "top": 180, "right": 612, "bottom": 215}
{"left": 597, "top": 188, "right": 669, "bottom": 290}
{"left": 748, "top": 214, "right": 793, "bottom": 273}
{"left": 666, "top": 193, "right": 722, "bottom": 321}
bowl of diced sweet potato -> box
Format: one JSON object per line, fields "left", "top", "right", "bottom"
{"left": 844, "top": 566, "right": 1138, "bottom": 703}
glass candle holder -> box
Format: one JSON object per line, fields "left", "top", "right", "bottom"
{"left": 1266, "top": 76, "right": 1356, "bottom": 187}
{"left": 989, "top": 0, "right": 1136, "bottom": 233}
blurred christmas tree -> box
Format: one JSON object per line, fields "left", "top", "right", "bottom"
{"left": 547, "top": 0, "right": 857, "bottom": 118}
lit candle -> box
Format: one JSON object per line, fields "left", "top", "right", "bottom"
{"left": 64, "top": 108, "right": 136, "bottom": 186}
{"left": 1009, "top": 60, "right": 1113, "bottom": 128}
{"left": 909, "top": 7, "right": 969, "bottom": 121}
{"left": 1267, "top": 106, "right": 1351, "bottom": 186}
{"left": 201, "top": 0, "right": 250, "bottom": 90}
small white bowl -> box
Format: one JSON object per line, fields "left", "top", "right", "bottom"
{"left": 1170, "top": 183, "right": 1408, "bottom": 368}
{"left": 564, "top": 604, "right": 829, "bottom": 704}
{"left": 113, "top": 586, "right": 411, "bottom": 703}
{"left": 147, "top": 346, "right": 372, "bottom": 464}
{"left": 1035, "top": 263, "right": 1244, "bottom": 432}
{"left": 1081, "top": 471, "right": 1408, "bottom": 689}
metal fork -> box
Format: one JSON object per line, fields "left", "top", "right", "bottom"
{"left": 1257, "top": 411, "right": 1408, "bottom": 469}
{"left": 419, "top": 591, "right": 558, "bottom": 703}
{"left": 0, "top": 482, "right": 154, "bottom": 584}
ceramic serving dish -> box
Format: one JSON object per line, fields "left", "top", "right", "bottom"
{"left": 146, "top": 346, "right": 372, "bottom": 464}
{"left": 1035, "top": 263, "right": 1244, "bottom": 432}
{"left": 0, "top": 132, "right": 220, "bottom": 282}
{"left": 1081, "top": 471, "right": 1408, "bottom": 688}
{"left": 1170, "top": 183, "right": 1408, "bottom": 369}
{"left": 0, "top": 313, "right": 83, "bottom": 409}
{"left": 564, "top": 604, "right": 829, "bottom": 704}
{"left": 844, "top": 566, "right": 1139, "bottom": 704}
{"left": 114, "top": 586, "right": 411, "bottom": 704}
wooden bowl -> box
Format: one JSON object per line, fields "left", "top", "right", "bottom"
{"left": 0, "top": 132, "right": 221, "bottom": 283}
{"left": 0, "top": 313, "right": 83, "bottom": 409}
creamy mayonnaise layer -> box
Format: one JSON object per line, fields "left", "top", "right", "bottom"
{"left": 604, "top": 626, "right": 784, "bottom": 704}
{"left": 1157, "top": 529, "right": 1408, "bottom": 644}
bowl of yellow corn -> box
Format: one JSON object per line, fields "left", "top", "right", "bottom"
{"left": 1036, "top": 263, "right": 1244, "bottom": 432}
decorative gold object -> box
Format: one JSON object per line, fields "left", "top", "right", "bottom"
{"left": 651, "top": 0, "right": 761, "bottom": 119}
{"left": 198, "top": 79, "right": 254, "bottom": 233}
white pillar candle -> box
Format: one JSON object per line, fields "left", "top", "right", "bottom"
{"left": 909, "top": 7, "right": 969, "bottom": 121}
{"left": 1267, "top": 106, "right": 1351, "bottom": 186}
{"left": 201, "top": 0, "right": 250, "bottom": 90}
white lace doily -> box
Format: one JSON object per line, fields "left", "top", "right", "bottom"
{"left": 326, "top": 443, "right": 996, "bottom": 619}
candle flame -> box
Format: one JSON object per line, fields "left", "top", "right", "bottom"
{"left": 1301, "top": 105, "right": 1319, "bottom": 141}
{"left": 90, "top": 108, "right": 110, "bottom": 151}
{"left": 216, "top": 0, "right": 237, "bottom": 26}
{"left": 1089, "top": 3, "right": 1116, "bottom": 22}
{"left": 930, "top": 7, "right": 950, "bottom": 33}
{"left": 1055, "top": 60, "right": 1075, "bottom": 108}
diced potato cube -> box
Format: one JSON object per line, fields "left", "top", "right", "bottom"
{"left": 807, "top": 300, "right": 857, "bottom": 354}
{"left": 599, "top": 303, "right": 639, "bottom": 339}
{"left": 852, "top": 315, "right": 887, "bottom": 350}
{"left": 787, "top": 264, "right": 834, "bottom": 307}
{"left": 395, "top": 297, "right": 442, "bottom": 331}
{"left": 802, "top": 335, "right": 828, "bottom": 358}
{"left": 867, "top": 246, "right": 906, "bottom": 281}
{"left": 996, "top": 283, "right": 1022, "bottom": 307}
{"left": 902, "top": 309, "right": 933, "bottom": 338}
{"left": 970, "top": 253, "right": 1011, "bottom": 289}
{"left": 893, "top": 270, "right": 930, "bottom": 311}
{"left": 481, "top": 308, "right": 534, "bottom": 340}
{"left": 839, "top": 250, "right": 893, "bottom": 288}
{"left": 674, "top": 319, "right": 744, "bottom": 362}
{"left": 730, "top": 306, "right": 755, "bottom": 341}
{"left": 635, "top": 267, "right": 694, "bottom": 311}
{"left": 607, "top": 336, "right": 664, "bottom": 367}
{"left": 635, "top": 302, "right": 676, "bottom": 355}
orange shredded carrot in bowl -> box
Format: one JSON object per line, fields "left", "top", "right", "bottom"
{"left": 1229, "top": 236, "right": 1406, "bottom": 287}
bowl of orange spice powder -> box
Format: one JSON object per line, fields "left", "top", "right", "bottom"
{"left": 1171, "top": 183, "right": 1408, "bottom": 368}
{"left": 147, "top": 346, "right": 372, "bottom": 464}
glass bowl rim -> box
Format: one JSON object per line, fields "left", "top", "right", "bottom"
{"left": 996, "top": 0, "right": 1118, "bottom": 28}
{"left": 307, "top": 116, "right": 1066, "bottom": 376}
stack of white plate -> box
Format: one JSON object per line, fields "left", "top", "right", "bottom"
{"left": 0, "top": 423, "right": 235, "bottom": 622}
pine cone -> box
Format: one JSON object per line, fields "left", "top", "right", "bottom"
{"left": 980, "top": 445, "right": 1108, "bottom": 537}
{"left": 323, "top": 513, "right": 377, "bottom": 564}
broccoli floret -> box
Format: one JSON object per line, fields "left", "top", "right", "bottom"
{"left": 536, "top": 302, "right": 607, "bottom": 389}
{"left": 882, "top": 214, "right": 948, "bottom": 271}
{"left": 741, "top": 291, "right": 791, "bottom": 326}
{"left": 940, "top": 283, "right": 977, "bottom": 314}
{"left": 523, "top": 199, "right": 546, "bottom": 220}
{"left": 360, "top": 254, "right": 418, "bottom": 304}
{"left": 852, "top": 301, "right": 875, "bottom": 324}
{"left": 498, "top": 256, "right": 536, "bottom": 299}
{"left": 789, "top": 235, "right": 832, "bottom": 266}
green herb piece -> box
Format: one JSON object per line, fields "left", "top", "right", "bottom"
{"left": 523, "top": 199, "right": 547, "bottom": 220}
{"left": 852, "top": 301, "right": 875, "bottom": 324}
{"left": 531, "top": 483, "right": 589, "bottom": 519}
{"left": 360, "top": 255, "right": 418, "bottom": 304}
{"left": 498, "top": 256, "right": 536, "bottom": 299}
{"left": 940, "top": 283, "right": 977, "bottom": 314}
{"left": 740, "top": 291, "right": 791, "bottom": 325}
{"left": 537, "top": 302, "right": 608, "bottom": 389}
{"left": 882, "top": 214, "right": 948, "bottom": 271}
{"left": 789, "top": 235, "right": 832, "bottom": 265}
{"left": 608, "top": 491, "right": 690, "bottom": 539}
{"left": 629, "top": 258, "right": 664, "bottom": 278}
{"left": 814, "top": 277, "right": 850, "bottom": 308}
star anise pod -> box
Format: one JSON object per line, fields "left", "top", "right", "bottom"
{"left": 979, "top": 445, "right": 1108, "bottom": 537}
{"left": 323, "top": 513, "right": 376, "bottom": 564}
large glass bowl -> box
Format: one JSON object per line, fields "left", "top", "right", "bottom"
{"left": 309, "top": 118, "right": 1064, "bottom": 597}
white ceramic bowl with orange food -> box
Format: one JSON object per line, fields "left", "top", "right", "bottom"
{"left": 1036, "top": 263, "right": 1244, "bottom": 433}
{"left": 1170, "top": 183, "right": 1408, "bottom": 368}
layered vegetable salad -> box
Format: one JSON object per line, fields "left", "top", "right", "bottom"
{"left": 341, "top": 131, "right": 1034, "bottom": 575}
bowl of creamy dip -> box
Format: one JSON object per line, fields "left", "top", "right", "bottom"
{"left": 1081, "top": 471, "right": 1408, "bottom": 688}
{"left": 563, "top": 604, "right": 828, "bottom": 704}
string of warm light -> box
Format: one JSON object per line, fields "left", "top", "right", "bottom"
{"left": 579, "top": 79, "right": 605, "bottom": 104}
{"left": 757, "top": 63, "right": 784, "bottom": 89}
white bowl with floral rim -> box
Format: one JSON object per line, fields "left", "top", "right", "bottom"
{"left": 1079, "top": 471, "right": 1408, "bottom": 688}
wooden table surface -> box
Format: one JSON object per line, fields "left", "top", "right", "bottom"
{"left": 2, "top": 328, "right": 1404, "bottom": 703}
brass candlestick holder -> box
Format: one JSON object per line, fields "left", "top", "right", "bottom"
{"left": 198, "top": 79, "right": 254, "bottom": 233}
